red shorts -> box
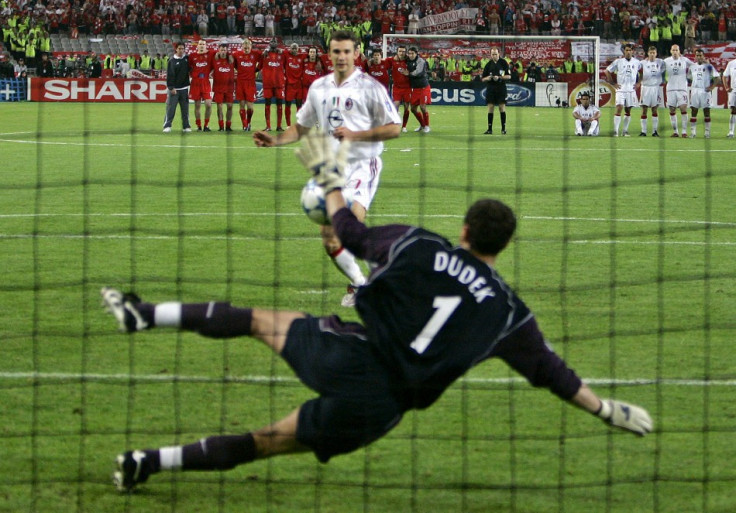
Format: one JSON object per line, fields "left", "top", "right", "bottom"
{"left": 285, "top": 84, "right": 302, "bottom": 102}
{"left": 410, "top": 86, "right": 431, "bottom": 106}
{"left": 392, "top": 86, "right": 411, "bottom": 104}
{"left": 235, "top": 80, "right": 257, "bottom": 103}
{"left": 262, "top": 85, "right": 285, "bottom": 100}
{"left": 213, "top": 90, "right": 234, "bottom": 104}
{"left": 189, "top": 78, "right": 212, "bottom": 101}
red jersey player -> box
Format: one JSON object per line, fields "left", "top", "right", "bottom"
{"left": 260, "top": 39, "right": 286, "bottom": 131}
{"left": 233, "top": 38, "right": 261, "bottom": 131}
{"left": 188, "top": 40, "right": 215, "bottom": 131}
{"left": 211, "top": 43, "right": 235, "bottom": 132}
{"left": 301, "top": 47, "right": 323, "bottom": 100}
{"left": 366, "top": 51, "right": 390, "bottom": 91}
{"left": 388, "top": 45, "right": 411, "bottom": 132}
{"left": 283, "top": 42, "right": 305, "bottom": 127}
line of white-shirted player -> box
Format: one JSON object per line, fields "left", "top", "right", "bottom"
{"left": 602, "top": 43, "right": 736, "bottom": 139}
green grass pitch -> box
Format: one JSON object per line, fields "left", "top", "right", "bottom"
{"left": 1, "top": 101, "right": 735, "bottom": 513}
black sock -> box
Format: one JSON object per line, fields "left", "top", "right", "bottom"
{"left": 501, "top": 111, "right": 507, "bottom": 130}
{"left": 182, "top": 433, "right": 256, "bottom": 470}
{"left": 487, "top": 113, "right": 493, "bottom": 129}
{"left": 180, "top": 302, "right": 253, "bottom": 338}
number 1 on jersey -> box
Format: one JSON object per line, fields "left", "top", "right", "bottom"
{"left": 409, "top": 296, "right": 462, "bottom": 354}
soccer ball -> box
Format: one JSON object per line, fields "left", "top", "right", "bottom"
{"left": 300, "top": 178, "right": 353, "bottom": 225}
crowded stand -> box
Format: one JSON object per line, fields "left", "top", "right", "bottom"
{"left": 1, "top": 0, "right": 733, "bottom": 79}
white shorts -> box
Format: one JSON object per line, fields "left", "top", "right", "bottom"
{"left": 666, "top": 89, "right": 688, "bottom": 108}
{"left": 728, "top": 90, "right": 736, "bottom": 108}
{"left": 345, "top": 156, "right": 383, "bottom": 210}
{"left": 615, "top": 90, "right": 638, "bottom": 107}
{"left": 639, "top": 85, "right": 663, "bottom": 107}
{"left": 689, "top": 89, "right": 712, "bottom": 109}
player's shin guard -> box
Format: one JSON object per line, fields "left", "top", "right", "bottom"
{"left": 681, "top": 115, "right": 688, "bottom": 134}
{"left": 239, "top": 108, "right": 246, "bottom": 127}
{"left": 613, "top": 115, "right": 621, "bottom": 135}
{"left": 690, "top": 117, "right": 697, "bottom": 136}
{"left": 402, "top": 109, "right": 410, "bottom": 128}
{"left": 285, "top": 104, "right": 292, "bottom": 126}
{"left": 265, "top": 103, "right": 271, "bottom": 128}
{"left": 622, "top": 114, "right": 631, "bottom": 133}
{"left": 276, "top": 103, "right": 283, "bottom": 128}
{"left": 670, "top": 114, "right": 678, "bottom": 131}
{"left": 423, "top": 110, "right": 430, "bottom": 127}
{"left": 652, "top": 113, "right": 659, "bottom": 132}
{"left": 640, "top": 115, "right": 647, "bottom": 133}
{"left": 705, "top": 118, "right": 711, "bottom": 136}
{"left": 247, "top": 107, "right": 254, "bottom": 125}
{"left": 162, "top": 302, "right": 253, "bottom": 338}
{"left": 156, "top": 433, "right": 256, "bottom": 472}
{"left": 329, "top": 247, "right": 366, "bottom": 287}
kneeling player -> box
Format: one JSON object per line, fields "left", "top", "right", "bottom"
{"left": 573, "top": 92, "right": 601, "bottom": 136}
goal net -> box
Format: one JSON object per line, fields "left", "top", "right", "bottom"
{"left": 382, "top": 33, "right": 602, "bottom": 107}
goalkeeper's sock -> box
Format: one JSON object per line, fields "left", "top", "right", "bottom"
{"left": 285, "top": 104, "right": 292, "bottom": 126}
{"left": 156, "top": 433, "right": 256, "bottom": 471}
{"left": 423, "top": 110, "right": 430, "bottom": 127}
{"left": 487, "top": 112, "right": 493, "bottom": 130}
{"left": 329, "top": 247, "right": 366, "bottom": 287}
{"left": 402, "top": 109, "right": 410, "bottom": 128}
{"left": 153, "top": 302, "right": 253, "bottom": 338}
{"left": 239, "top": 108, "right": 246, "bottom": 127}
{"left": 413, "top": 110, "right": 424, "bottom": 127}
{"left": 640, "top": 115, "right": 647, "bottom": 133}
{"left": 500, "top": 111, "right": 506, "bottom": 131}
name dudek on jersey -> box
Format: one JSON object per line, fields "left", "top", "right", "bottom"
{"left": 433, "top": 251, "right": 495, "bottom": 303}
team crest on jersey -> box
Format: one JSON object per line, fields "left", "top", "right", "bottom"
{"left": 345, "top": 98, "right": 353, "bottom": 110}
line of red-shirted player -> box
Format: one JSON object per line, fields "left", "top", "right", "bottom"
{"left": 184, "top": 39, "right": 428, "bottom": 133}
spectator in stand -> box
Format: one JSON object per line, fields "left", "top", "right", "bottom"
{"left": 684, "top": 17, "right": 697, "bottom": 52}
{"left": 524, "top": 61, "right": 541, "bottom": 82}
{"left": 87, "top": 52, "right": 102, "bottom": 78}
{"left": 197, "top": 9, "right": 208, "bottom": 36}
{"left": 265, "top": 9, "right": 275, "bottom": 37}
{"left": 254, "top": 8, "right": 264, "bottom": 36}
{"left": 14, "top": 56, "right": 27, "bottom": 77}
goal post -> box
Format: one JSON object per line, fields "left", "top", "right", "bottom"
{"left": 381, "top": 33, "right": 602, "bottom": 107}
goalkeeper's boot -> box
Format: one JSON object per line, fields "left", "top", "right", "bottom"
{"left": 341, "top": 284, "right": 358, "bottom": 308}
{"left": 100, "top": 287, "right": 150, "bottom": 332}
{"left": 114, "top": 450, "right": 154, "bottom": 492}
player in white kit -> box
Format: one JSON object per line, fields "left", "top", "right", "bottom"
{"left": 572, "top": 92, "right": 601, "bottom": 136}
{"left": 687, "top": 48, "right": 720, "bottom": 138}
{"left": 253, "top": 31, "right": 401, "bottom": 307}
{"left": 605, "top": 43, "right": 641, "bottom": 137}
{"left": 663, "top": 44, "right": 693, "bottom": 137}
{"left": 721, "top": 56, "right": 736, "bottom": 137}
{"left": 638, "top": 46, "right": 665, "bottom": 137}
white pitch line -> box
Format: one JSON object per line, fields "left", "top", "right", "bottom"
{"left": 1, "top": 371, "right": 734, "bottom": 387}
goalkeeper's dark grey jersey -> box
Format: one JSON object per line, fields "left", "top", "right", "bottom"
{"left": 332, "top": 208, "right": 582, "bottom": 410}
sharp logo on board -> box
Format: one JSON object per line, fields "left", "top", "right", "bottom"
{"left": 33, "top": 79, "right": 169, "bottom": 102}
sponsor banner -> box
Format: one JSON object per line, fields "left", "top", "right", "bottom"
{"left": 535, "top": 82, "right": 569, "bottom": 107}
{"left": 31, "top": 78, "right": 169, "bottom": 102}
{"left": 0, "top": 78, "right": 28, "bottom": 102}
{"left": 429, "top": 81, "right": 535, "bottom": 106}
{"left": 419, "top": 8, "right": 479, "bottom": 35}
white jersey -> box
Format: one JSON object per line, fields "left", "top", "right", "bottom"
{"left": 689, "top": 62, "right": 717, "bottom": 90}
{"left": 640, "top": 58, "right": 665, "bottom": 87}
{"left": 297, "top": 68, "right": 401, "bottom": 162}
{"left": 573, "top": 103, "right": 600, "bottom": 121}
{"left": 606, "top": 57, "right": 641, "bottom": 92}
{"left": 724, "top": 59, "right": 736, "bottom": 89}
{"left": 663, "top": 56, "right": 693, "bottom": 91}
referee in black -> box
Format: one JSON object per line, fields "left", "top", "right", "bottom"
{"left": 481, "top": 47, "right": 510, "bottom": 135}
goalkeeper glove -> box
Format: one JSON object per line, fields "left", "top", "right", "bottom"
{"left": 597, "top": 399, "right": 653, "bottom": 436}
{"left": 294, "top": 131, "right": 351, "bottom": 194}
